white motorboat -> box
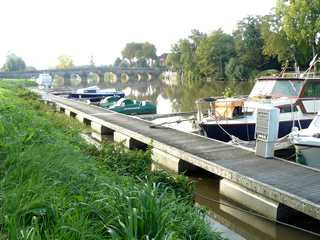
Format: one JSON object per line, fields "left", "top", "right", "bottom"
{"left": 289, "top": 112, "right": 320, "bottom": 168}
{"left": 68, "top": 86, "right": 125, "bottom": 102}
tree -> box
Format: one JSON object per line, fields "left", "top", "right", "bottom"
{"left": 121, "top": 42, "right": 158, "bottom": 67}
{"left": 113, "top": 57, "right": 122, "bottom": 67}
{"left": 260, "top": 1, "right": 320, "bottom": 68}
{"left": 274, "top": 0, "right": 320, "bottom": 66}
{"left": 261, "top": 13, "right": 294, "bottom": 65}
{"left": 233, "top": 16, "right": 265, "bottom": 69}
{"left": 166, "top": 39, "right": 198, "bottom": 80}
{"left": 2, "top": 53, "right": 26, "bottom": 72}
{"left": 121, "top": 42, "right": 140, "bottom": 65}
{"left": 225, "top": 58, "right": 251, "bottom": 81}
{"left": 166, "top": 30, "right": 206, "bottom": 80}
{"left": 196, "top": 29, "right": 236, "bottom": 80}
{"left": 142, "top": 42, "right": 157, "bottom": 66}
{"left": 166, "top": 43, "right": 182, "bottom": 71}
{"left": 57, "top": 55, "right": 74, "bottom": 69}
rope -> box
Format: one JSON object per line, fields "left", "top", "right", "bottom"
{"left": 149, "top": 118, "right": 195, "bottom": 128}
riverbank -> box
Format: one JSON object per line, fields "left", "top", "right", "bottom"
{"left": 0, "top": 80, "right": 224, "bottom": 239}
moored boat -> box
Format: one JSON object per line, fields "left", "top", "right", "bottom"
{"left": 289, "top": 113, "right": 320, "bottom": 168}
{"left": 68, "top": 86, "right": 125, "bottom": 101}
{"left": 108, "top": 98, "right": 157, "bottom": 115}
{"left": 99, "top": 95, "right": 123, "bottom": 108}
{"left": 197, "top": 73, "right": 320, "bottom": 142}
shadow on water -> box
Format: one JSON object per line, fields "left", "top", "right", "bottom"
{"left": 188, "top": 169, "right": 319, "bottom": 240}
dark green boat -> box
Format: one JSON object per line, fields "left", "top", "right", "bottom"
{"left": 108, "top": 98, "right": 157, "bottom": 115}
{"left": 99, "top": 95, "right": 122, "bottom": 108}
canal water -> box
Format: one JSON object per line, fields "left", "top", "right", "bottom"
{"left": 63, "top": 78, "right": 319, "bottom": 239}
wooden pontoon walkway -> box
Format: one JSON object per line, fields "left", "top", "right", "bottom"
{"left": 46, "top": 93, "right": 320, "bottom": 221}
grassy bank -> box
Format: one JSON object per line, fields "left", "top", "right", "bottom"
{"left": 0, "top": 80, "right": 223, "bottom": 239}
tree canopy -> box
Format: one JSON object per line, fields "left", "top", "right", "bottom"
{"left": 165, "top": 1, "right": 319, "bottom": 82}
{"left": 56, "top": 55, "right": 74, "bottom": 69}
{"left": 2, "top": 53, "right": 26, "bottom": 72}
{"left": 121, "top": 42, "right": 157, "bottom": 67}
{"left": 196, "top": 29, "right": 236, "bottom": 79}
{"left": 280, "top": 0, "right": 320, "bottom": 59}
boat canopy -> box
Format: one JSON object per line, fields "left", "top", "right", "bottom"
{"left": 249, "top": 79, "right": 303, "bottom": 98}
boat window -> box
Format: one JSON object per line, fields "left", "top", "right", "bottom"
{"left": 249, "top": 80, "right": 275, "bottom": 98}
{"left": 272, "top": 81, "right": 303, "bottom": 97}
{"left": 249, "top": 80, "right": 303, "bottom": 98}
{"left": 303, "top": 82, "right": 320, "bottom": 97}
{"left": 277, "top": 105, "right": 298, "bottom": 113}
{"left": 84, "top": 90, "right": 97, "bottom": 93}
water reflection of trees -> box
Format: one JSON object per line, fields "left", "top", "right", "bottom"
{"left": 101, "top": 80, "right": 162, "bottom": 103}
{"left": 162, "top": 80, "right": 254, "bottom": 112}
{"left": 72, "top": 77, "right": 254, "bottom": 113}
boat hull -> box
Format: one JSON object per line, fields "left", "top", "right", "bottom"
{"left": 68, "top": 93, "right": 125, "bottom": 101}
{"left": 199, "top": 119, "right": 312, "bottom": 142}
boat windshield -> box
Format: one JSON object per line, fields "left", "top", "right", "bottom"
{"left": 249, "top": 80, "right": 303, "bottom": 98}
{"left": 310, "top": 114, "right": 320, "bottom": 128}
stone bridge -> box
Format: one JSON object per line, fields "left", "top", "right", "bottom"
{"left": 0, "top": 66, "right": 166, "bottom": 86}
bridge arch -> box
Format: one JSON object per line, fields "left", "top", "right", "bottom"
{"left": 87, "top": 72, "right": 99, "bottom": 86}
{"left": 52, "top": 74, "right": 64, "bottom": 87}
{"left": 71, "top": 73, "right": 82, "bottom": 86}
{"left": 120, "top": 73, "right": 129, "bottom": 83}
{"left": 105, "top": 72, "right": 118, "bottom": 83}
{"left": 96, "top": 71, "right": 106, "bottom": 85}
{"left": 137, "top": 73, "right": 149, "bottom": 81}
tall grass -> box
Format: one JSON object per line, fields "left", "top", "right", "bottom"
{"left": 0, "top": 80, "right": 224, "bottom": 239}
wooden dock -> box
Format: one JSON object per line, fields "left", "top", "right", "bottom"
{"left": 41, "top": 92, "right": 320, "bottom": 221}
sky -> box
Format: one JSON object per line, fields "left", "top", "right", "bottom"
{"left": 0, "top": 0, "right": 275, "bottom": 69}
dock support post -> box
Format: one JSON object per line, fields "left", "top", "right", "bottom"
{"left": 114, "top": 131, "right": 147, "bottom": 150}
{"left": 151, "top": 148, "right": 181, "bottom": 173}
{"left": 64, "top": 109, "right": 71, "bottom": 116}
{"left": 91, "top": 122, "right": 114, "bottom": 141}
{"left": 55, "top": 105, "right": 64, "bottom": 113}
{"left": 220, "top": 179, "right": 279, "bottom": 220}
{"left": 64, "top": 109, "right": 76, "bottom": 118}
{"left": 75, "top": 114, "right": 91, "bottom": 125}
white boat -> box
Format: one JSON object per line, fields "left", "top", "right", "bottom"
{"left": 197, "top": 74, "right": 320, "bottom": 142}
{"left": 68, "top": 86, "right": 125, "bottom": 102}
{"left": 197, "top": 56, "right": 320, "bottom": 142}
{"left": 289, "top": 113, "right": 320, "bottom": 168}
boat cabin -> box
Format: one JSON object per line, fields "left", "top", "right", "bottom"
{"left": 249, "top": 77, "right": 304, "bottom": 99}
